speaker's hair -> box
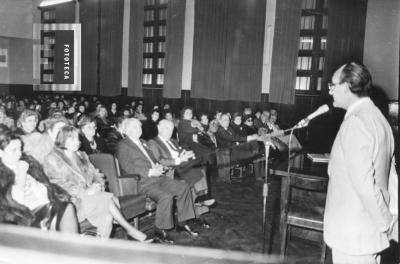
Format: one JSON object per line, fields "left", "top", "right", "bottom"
{"left": 339, "top": 62, "right": 372, "bottom": 97}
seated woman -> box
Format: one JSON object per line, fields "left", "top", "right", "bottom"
{"left": 108, "top": 102, "right": 119, "bottom": 125}
{"left": 230, "top": 113, "right": 259, "bottom": 156}
{"left": 141, "top": 109, "right": 160, "bottom": 140}
{"left": 0, "top": 106, "right": 15, "bottom": 130}
{"left": 0, "top": 125, "right": 78, "bottom": 233}
{"left": 43, "top": 126, "right": 148, "bottom": 240}
{"left": 134, "top": 104, "right": 147, "bottom": 121}
{"left": 94, "top": 105, "right": 112, "bottom": 138}
{"left": 15, "top": 110, "right": 39, "bottom": 135}
{"left": 177, "top": 107, "right": 213, "bottom": 165}
{"left": 242, "top": 115, "right": 257, "bottom": 135}
{"left": 77, "top": 115, "right": 106, "bottom": 155}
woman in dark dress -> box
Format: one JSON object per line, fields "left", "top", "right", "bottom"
{"left": 77, "top": 115, "right": 106, "bottom": 154}
{"left": 141, "top": 109, "right": 160, "bottom": 140}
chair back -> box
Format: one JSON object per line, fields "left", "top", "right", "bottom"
{"left": 89, "top": 153, "right": 121, "bottom": 196}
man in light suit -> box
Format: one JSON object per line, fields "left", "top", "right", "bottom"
{"left": 115, "top": 118, "right": 198, "bottom": 244}
{"left": 147, "top": 120, "right": 215, "bottom": 228}
{"left": 324, "top": 62, "right": 398, "bottom": 263}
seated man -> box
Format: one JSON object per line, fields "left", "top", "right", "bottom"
{"left": 216, "top": 113, "right": 259, "bottom": 165}
{"left": 115, "top": 118, "right": 199, "bottom": 244}
{"left": 148, "top": 120, "right": 215, "bottom": 228}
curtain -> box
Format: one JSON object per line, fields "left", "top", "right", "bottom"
{"left": 163, "top": 0, "right": 186, "bottom": 98}
{"left": 191, "top": 0, "right": 227, "bottom": 100}
{"left": 79, "top": 0, "right": 99, "bottom": 95}
{"left": 191, "top": 0, "right": 265, "bottom": 102}
{"left": 128, "top": 0, "right": 145, "bottom": 97}
{"left": 268, "top": 0, "right": 301, "bottom": 104}
{"left": 224, "top": 0, "right": 265, "bottom": 101}
{"left": 322, "top": 0, "right": 367, "bottom": 97}
{"left": 99, "top": 0, "right": 124, "bottom": 96}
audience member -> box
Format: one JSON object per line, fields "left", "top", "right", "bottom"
{"left": 43, "top": 126, "right": 148, "bottom": 240}
{"left": 0, "top": 125, "right": 78, "bottom": 233}
{"left": 23, "top": 116, "right": 69, "bottom": 164}
{"left": 105, "top": 116, "right": 128, "bottom": 154}
{"left": 216, "top": 114, "right": 258, "bottom": 165}
{"left": 116, "top": 118, "right": 199, "bottom": 244}
{"left": 163, "top": 110, "right": 178, "bottom": 139}
{"left": 108, "top": 102, "right": 118, "bottom": 124}
{"left": 141, "top": 109, "right": 160, "bottom": 140}
{"left": 134, "top": 104, "right": 147, "bottom": 121}
{"left": 94, "top": 105, "right": 111, "bottom": 138}
{"left": 0, "top": 106, "right": 15, "bottom": 130}
{"left": 77, "top": 115, "right": 106, "bottom": 154}
{"left": 148, "top": 120, "right": 214, "bottom": 228}
{"left": 15, "top": 110, "right": 39, "bottom": 135}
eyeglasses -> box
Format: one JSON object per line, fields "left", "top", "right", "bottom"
{"left": 328, "top": 82, "right": 342, "bottom": 91}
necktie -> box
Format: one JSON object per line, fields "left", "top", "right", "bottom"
{"left": 166, "top": 140, "right": 178, "bottom": 151}
{"left": 136, "top": 141, "right": 155, "bottom": 166}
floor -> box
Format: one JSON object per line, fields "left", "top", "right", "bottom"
{"left": 115, "top": 166, "right": 398, "bottom": 264}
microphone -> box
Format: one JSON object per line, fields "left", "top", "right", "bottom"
{"left": 294, "top": 104, "right": 330, "bottom": 129}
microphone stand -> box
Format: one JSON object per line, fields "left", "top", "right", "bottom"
{"left": 262, "top": 141, "right": 271, "bottom": 254}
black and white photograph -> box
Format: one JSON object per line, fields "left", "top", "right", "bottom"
{"left": 0, "top": 0, "right": 398, "bottom": 263}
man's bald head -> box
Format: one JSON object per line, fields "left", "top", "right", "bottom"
{"left": 157, "top": 119, "right": 174, "bottom": 140}
{"left": 124, "top": 118, "right": 142, "bottom": 139}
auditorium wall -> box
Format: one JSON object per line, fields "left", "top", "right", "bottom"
{"left": 0, "top": 0, "right": 38, "bottom": 95}
{"left": 363, "top": 0, "right": 400, "bottom": 101}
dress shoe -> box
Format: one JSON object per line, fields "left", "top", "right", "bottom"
{"left": 154, "top": 228, "right": 174, "bottom": 244}
{"left": 195, "top": 198, "right": 216, "bottom": 207}
{"left": 176, "top": 222, "right": 199, "bottom": 237}
{"left": 192, "top": 218, "right": 211, "bottom": 229}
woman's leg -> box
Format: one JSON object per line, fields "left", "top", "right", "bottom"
{"left": 99, "top": 214, "right": 113, "bottom": 238}
{"left": 108, "top": 200, "right": 147, "bottom": 241}
{"left": 58, "top": 203, "right": 79, "bottom": 233}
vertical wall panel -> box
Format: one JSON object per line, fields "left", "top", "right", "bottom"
{"left": 224, "top": 0, "right": 265, "bottom": 101}
{"left": 99, "top": 0, "right": 124, "bottom": 96}
{"left": 191, "top": 0, "right": 265, "bottom": 102}
{"left": 268, "top": 0, "right": 301, "bottom": 104}
{"left": 80, "top": 0, "right": 99, "bottom": 95}
{"left": 163, "top": 0, "right": 186, "bottom": 98}
{"left": 127, "top": 0, "right": 145, "bottom": 97}
{"left": 191, "top": 0, "right": 227, "bottom": 100}
{"left": 322, "top": 0, "right": 367, "bottom": 98}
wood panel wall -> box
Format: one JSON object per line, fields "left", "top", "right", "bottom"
{"left": 13, "top": 0, "right": 369, "bottom": 152}
{"left": 80, "top": 0, "right": 99, "bottom": 95}
{"left": 99, "top": 0, "right": 124, "bottom": 96}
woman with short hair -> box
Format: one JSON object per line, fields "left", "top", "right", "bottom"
{"left": 0, "top": 125, "right": 78, "bottom": 233}
{"left": 15, "top": 109, "right": 39, "bottom": 135}
{"left": 76, "top": 115, "right": 106, "bottom": 155}
{"left": 43, "top": 126, "right": 149, "bottom": 240}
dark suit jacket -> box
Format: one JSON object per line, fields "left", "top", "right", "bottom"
{"left": 104, "top": 127, "right": 124, "bottom": 154}
{"left": 147, "top": 137, "right": 203, "bottom": 186}
{"left": 115, "top": 137, "right": 159, "bottom": 189}
{"left": 215, "top": 126, "right": 247, "bottom": 149}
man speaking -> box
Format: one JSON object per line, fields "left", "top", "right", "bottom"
{"left": 324, "top": 62, "right": 398, "bottom": 263}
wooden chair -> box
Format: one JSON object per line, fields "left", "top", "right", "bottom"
{"left": 88, "top": 153, "right": 150, "bottom": 229}
{"left": 279, "top": 172, "right": 328, "bottom": 263}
